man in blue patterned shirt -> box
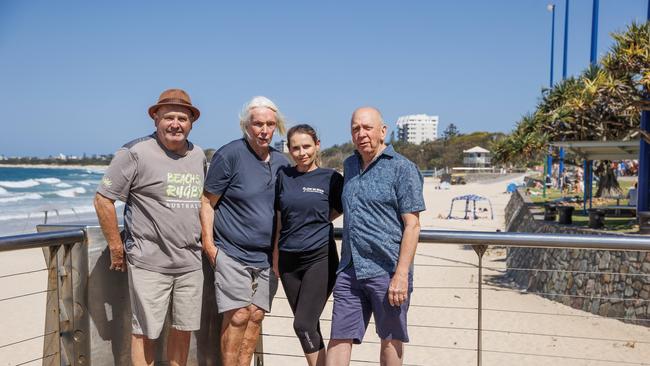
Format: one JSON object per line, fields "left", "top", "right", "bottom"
{"left": 327, "top": 107, "right": 425, "bottom": 366}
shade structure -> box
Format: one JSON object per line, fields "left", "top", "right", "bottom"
{"left": 550, "top": 140, "right": 640, "bottom": 213}
{"left": 550, "top": 140, "right": 639, "bottom": 161}
{"left": 447, "top": 194, "right": 494, "bottom": 220}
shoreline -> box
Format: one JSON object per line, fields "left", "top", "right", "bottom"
{"left": 0, "top": 164, "right": 108, "bottom": 170}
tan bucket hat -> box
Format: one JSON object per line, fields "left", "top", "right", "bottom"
{"left": 148, "top": 88, "right": 200, "bottom": 121}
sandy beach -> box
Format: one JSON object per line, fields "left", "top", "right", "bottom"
{"left": 1, "top": 175, "right": 649, "bottom": 365}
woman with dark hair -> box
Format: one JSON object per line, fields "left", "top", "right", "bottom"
{"left": 273, "top": 124, "right": 343, "bottom": 366}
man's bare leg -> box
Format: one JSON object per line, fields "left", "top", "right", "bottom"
{"left": 131, "top": 334, "right": 155, "bottom": 366}
{"left": 380, "top": 339, "right": 404, "bottom": 366}
{"left": 237, "top": 304, "right": 265, "bottom": 366}
{"left": 167, "top": 328, "right": 191, "bottom": 366}
{"left": 221, "top": 307, "right": 251, "bottom": 366}
{"left": 305, "top": 348, "right": 327, "bottom": 366}
{"left": 325, "top": 339, "right": 353, "bottom": 366}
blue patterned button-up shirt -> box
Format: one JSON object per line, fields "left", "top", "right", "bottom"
{"left": 339, "top": 145, "right": 426, "bottom": 279}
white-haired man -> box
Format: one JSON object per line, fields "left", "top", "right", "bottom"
{"left": 95, "top": 89, "right": 206, "bottom": 366}
{"left": 200, "top": 96, "right": 290, "bottom": 366}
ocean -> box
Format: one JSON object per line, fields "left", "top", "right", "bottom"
{"left": 0, "top": 166, "right": 118, "bottom": 236}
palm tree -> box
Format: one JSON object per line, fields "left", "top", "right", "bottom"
{"left": 494, "top": 22, "right": 648, "bottom": 197}
{"left": 493, "top": 113, "right": 546, "bottom": 166}
{"left": 603, "top": 22, "right": 650, "bottom": 99}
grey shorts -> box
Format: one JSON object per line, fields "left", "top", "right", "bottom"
{"left": 214, "top": 249, "right": 278, "bottom": 313}
{"left": 127, "top": 262, "right": 203, "bottom": 339}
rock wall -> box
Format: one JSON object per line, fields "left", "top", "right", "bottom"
{"left": 505, "top": 189, "right": 650, "bottom": 324}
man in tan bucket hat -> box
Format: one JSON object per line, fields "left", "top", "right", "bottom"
{"left": 95, "top": 89, "right": 206, "bottom": 365}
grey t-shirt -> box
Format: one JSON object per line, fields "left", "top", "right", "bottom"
{"left": 97, "top": 133, "right": 206, "bottom": 274}
{"left": 204, "top": 138, "right": 290, "bottom": 268}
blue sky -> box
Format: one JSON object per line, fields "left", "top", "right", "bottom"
{"left": 1, "top": 0, "right": 648, "bottom": 156}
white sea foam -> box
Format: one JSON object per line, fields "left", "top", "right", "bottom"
{"left": 0, "top": 187, "right": 7, "bottom": 195}
{"left": 0, "top": 201, "right": 121, "bottom": 222}
{"left": 0, "top": 204, "right": 97, "bottom": 221}
{"left": 0, "top": 179, "right": 40, "bottom": 188}
{"left": 0, "top": 177, "right": 63, "bottom": 189}
{"left": 0, "top": 193, "right": 43, "bottom": 203}
{"left": 53, "top": 187, "right": 87, "bottom": 198}
{"left": 35, "top": 178, "right": 61, "bottom": 184}
{"left": 78, "top": 180, "right": 100, "bottom": 187}
{"left": 55, "top": 182, "right": 73, "bottom": 188}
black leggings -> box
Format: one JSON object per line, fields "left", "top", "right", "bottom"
{"left": 279, "top": 242, "right": 339, "bottom": 354}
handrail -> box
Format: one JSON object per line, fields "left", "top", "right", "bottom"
{"left": 2, "top": 228, "right": 647, "bottom": 254}
{"left": 333, "top": 228, "right": 650, "bottom": 251}
{"left": 1, "top": 227, "right": 649, "bottom": 366}
{"left": 0, "top": 229, "right": 85, "bottom": 252}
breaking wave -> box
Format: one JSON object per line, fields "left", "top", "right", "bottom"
{"left": 52, "top": 187, "right": 87, "bottom": 198}
{"left": 0, "top": 177, "right": 62, "bottom": 188}
{"left": 0, "top": 193, "right": 43, "bottom": 203}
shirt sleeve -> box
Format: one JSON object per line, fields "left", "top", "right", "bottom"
{"left": 204, "top": 151, "right": 231, "bottom": 196}
{"left": 96, "top": 148, "right": 137, "bottom": 202}
{"left": 329, "top": 171, "right": 344, "bottom": 213}
{"left": 395, "top": 162, "right": 426, "bottom": 214}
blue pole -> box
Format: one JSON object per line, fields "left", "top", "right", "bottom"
{"left": 549, "top": 4, "right": 556, "bottom": 87}
{"left": 546, "top": 4, "right": 556, "bottom": 195}
{"left": 562, "top": 0, "right": 569, "bottom": 79}
{"left": 639, "top": 112, "right": 649, "bottom": 213}
{"left": 558, "top": 0, "right": 569, "bottom": 185}
{"left": 588, "top": 161, "right": 593, "bottom": 209}
{"left": 546, "top": 152, "right": 553, "bottom": 181}
{"left": 637, "top": 1, "right": 650, "bottom": 216}
{"left": 583, "top": 160, "right": 588, "bottom": 213}
{"left": 590, "top": 0, "right": 599, "bottom": 65}
{"left": 558, "top": 148, "right": 565, "bottom": 189}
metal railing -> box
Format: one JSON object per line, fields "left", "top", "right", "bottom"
{"left": 256, "top": 228, "right": 650, "bottom": 366}
{"left": 1, "top": 227, "right": 649, "bottom": 365}
{"left": 0, "top": 229, "right": 87, "bottom": 366}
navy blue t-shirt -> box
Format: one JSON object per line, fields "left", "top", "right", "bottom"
{"left": 205, "top": 138, "right": 290, "bottom": 268}
{"left": 275, "top": 167, "right": 343, "bottom": 252}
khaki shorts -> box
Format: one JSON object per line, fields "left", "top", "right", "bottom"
{"left": 214, "top": 249, "right": 278, "bottom": 313}
{"left": 127, "top": 262, "right": 203, "bottom": 339}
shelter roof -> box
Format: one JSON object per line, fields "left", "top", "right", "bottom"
{"left": 452, "top": 194, "right": 489, "bottom": 201}
{"left": 463, "top": 146, "right": 490, "bottom": 154}
{"left": 550, "top": 140, "right": 640, "bottom": 160}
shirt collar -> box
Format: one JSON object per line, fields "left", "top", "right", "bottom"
{"left": 354, "top": 144, "right": 395, "bottom": 173}
{"left": 353, "top": 144, "right": 396, "bottom": 161}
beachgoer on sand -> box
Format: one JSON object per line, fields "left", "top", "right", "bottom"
{"left": 272, "top": 124, "right": 343, "bottom": 366}
{"left": 200, "top": 96, "right": 290, "bottom": 366}
{"left": 326, "top": 107, "right": 425, "bottom": 366}
{"left": 94, "top": 88, "right": 205, "bottom": 365}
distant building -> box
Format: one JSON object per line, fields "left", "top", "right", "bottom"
{"left": 463, "top": 146, "right": 491, "bottom": 168}
{"left": 274, "top": 139, "right": 288, "bottom": 153}
{"left": 396, "top": 114, "right": 439, "bottom": 145}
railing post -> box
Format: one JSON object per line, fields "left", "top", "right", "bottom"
{"left": 40, "top": 231, "right": 89, "bottom": 366}
{"left": 69, "top": 235, "right": 90, "bottom": 365}
{"left": 59, "top": 243, "right": 74, "bottom": 365}
{"left": 44, "top": 246, "right": 62, "bottom": 366}
{"left": 472, "top": 244, "right": 487, "bottom": 366}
